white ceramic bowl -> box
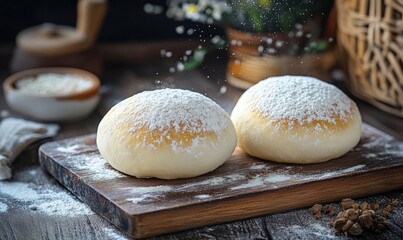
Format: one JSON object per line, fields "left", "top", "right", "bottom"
{"left": 3, "top": 67, "right": 100, "bottom": 121}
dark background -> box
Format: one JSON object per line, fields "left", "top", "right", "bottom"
{"left": 0, "top": 0, "right": 223, "bottom": 44}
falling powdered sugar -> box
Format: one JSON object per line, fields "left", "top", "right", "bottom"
{"left": 245, "top": 76, "right": 353, "bottom": 127}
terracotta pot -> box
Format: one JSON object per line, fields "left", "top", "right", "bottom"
{"left": 226, "top": 28, "right": 336, "bottom": 89}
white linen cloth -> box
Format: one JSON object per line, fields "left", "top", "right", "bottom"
{"left": 0, "top": 118, "right": 59, "bottom": 180}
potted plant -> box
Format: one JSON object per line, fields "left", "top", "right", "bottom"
{"left": 166, "top": 0, "right": 336, "bottom": 88}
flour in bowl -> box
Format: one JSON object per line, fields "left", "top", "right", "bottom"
{"left": 16, "top": 73, "right": 93, "bottom": 97}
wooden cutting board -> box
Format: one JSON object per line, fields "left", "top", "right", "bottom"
{"left": 39, "top": 123, "right": 403, "bottom": 238}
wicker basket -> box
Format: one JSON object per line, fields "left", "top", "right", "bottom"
{"left": 337, "top": 0, "right": 403, "bottom": 117}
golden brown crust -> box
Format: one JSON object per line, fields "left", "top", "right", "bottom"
{"left": 251, "top": 100, "right": 360, "bottom": 134}
{"left": 128, "top": 124, "right": 219, "bottom": 149}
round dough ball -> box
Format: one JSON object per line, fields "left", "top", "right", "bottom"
{"left": 97, "top": 88, "right": 237, "bottom": 179}
{"left": 231, "top": 76, "right": 362, "bottom": 164}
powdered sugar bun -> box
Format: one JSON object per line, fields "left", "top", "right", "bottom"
{"left": 231, "top": 76, "right": 362, "bottom": 164}
{"left": 97, "top": 88, "right": 237, "bottom": 179}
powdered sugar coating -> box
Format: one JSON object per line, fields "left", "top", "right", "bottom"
{"left": 104, "top": 88, "right": 232, "bottom": 152}
{"left": 245, "top": 76, "right": 354, "bottom": 126}
{"left": 124, "top": 89, "right": 228, "bottom": 133}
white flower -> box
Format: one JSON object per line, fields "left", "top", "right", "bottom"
{"left": 183, "top": 3, "right": 202, "bottom": 21}
{"left": 212, "top": 7, "right": 222, "bottom": 21}
{"left": 168, "top": 0, "right": 230, "bottom": 24}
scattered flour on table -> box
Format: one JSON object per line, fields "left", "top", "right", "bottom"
{"left": 230, "top": 174, "right": 291, "bottom": 190}
{"left": 126, "top": 185, "right": 173, "bottom": 203}
{"left": 124, "top": 163, "right": 368, "bottom": 203}
{"left": 283, "top": 164, "right": 367, "bottom": 182}
{"left": 56, "top": 144, "right": 82, "bottom": 154}
{"left": 55, "top": 142, "right": 125, "bottom": 181}
{"left": 130, "top": 185, "right": 173, "bottom": 193}
{"left": 359, "top": 124, "right": 403, "bottom": 155}
{"left": 339, "top": 165, "right": 366, "bottom": 174}
{"left": 0, "top": 201, "right": 8, "bottom": 213}
{"left": 231, "top": 178, "right": 264, "bottom": 190}
{"left": 282, "top": 223, "right": 336, "bottom": 239}
{"left": 0, "top": 181, "right": 93, "bottom": 217}
{"left": 0, "top": 182, "right": 38, "bottom": 201}
{"left": 194, "top": 194, "right": 211, "bottom": 199}
{"left": 361, "top": 141, "right": 392, "bottom": 149}
{"left": 72, "top": 154, "right": 125, "bottom": 181}
{"left": 265, "top": 174, "right": 291, "bottom": 183}
{"left": 316, "top": 164, "right": 366, "bottom": 179}
{"left": 127, "top": 196, "right": 150, "bottom": 204}
{"left": 28, "top": 169, "right": 39, "bottom": 176}
{"left": 184, "top": 174, "right": 244, "bottom": 188}
{"left": 353, "top": 124, "right": 403, "bottom": 159}
{"left": 250, "top": 164, "right": 268, "bottom": 170}
{"left": 361, "top": 143, "right": 403, "bottom": 158}
{"left": 0, "top": 109, "right": 10, "bottom": 118}
{"left": 103, "top": 227, "right": 128, "bottom": 240}
{"left": 230, "top": 164, "right": 366, "bottom": 190}
{"left": 361, "top": 124, "right": 394, "bottom": 141}
{"left": 126, "top": 174, "right": 244, "bottom": 203}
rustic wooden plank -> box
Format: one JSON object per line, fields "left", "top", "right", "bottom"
{"left": 38, "top": 123, "right": 403, "bottom": 238}
{"left": 149, "top": 191, "right": 403, "bottom": 240}
{"left": 4, "top": 167, "right": 400, "bottom": 240}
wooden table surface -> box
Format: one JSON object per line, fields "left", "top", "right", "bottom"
{"left": 1, "top": 49, "right": 403, "bottom": 240}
